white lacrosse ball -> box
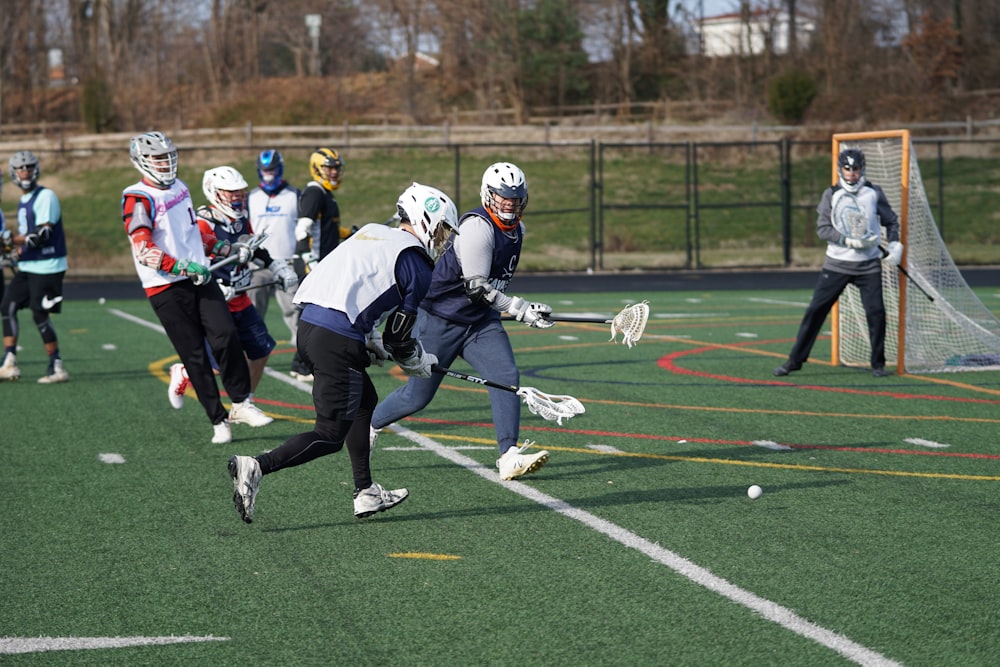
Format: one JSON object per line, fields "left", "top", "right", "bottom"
{"left": 747, "top": 485, "right": 763, "bottom": 500}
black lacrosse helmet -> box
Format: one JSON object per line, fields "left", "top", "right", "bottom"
{"left": 838, "top": 148, "right": 865, "bottom": 172}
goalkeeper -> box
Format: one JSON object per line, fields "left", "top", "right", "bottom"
{"left": 371, "top": 162, "right": 555, "bottom": 481}
{"left": 774, "top": 148, "right": 902, "bottom": 378}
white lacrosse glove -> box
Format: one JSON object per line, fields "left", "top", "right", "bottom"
{"left": 396, "top": 341, "right": 438, "bottom": 378}
{"left": 218, "top": 281, "right": 236, "bottom": 301}
{"left": 295, "top": 217, "right": 314, "bottom": 242}
{"left": 886, "top": 241, "right": 904, "bottom": 266}
{"left": 845, "top": 233, "right": 880, "bottom": 250}
{"left": 270, "top": 260, "right": 299, "bottom": 291}
{"left": 229, "top": 241, "right": 254, "bottom": 265}
{"left": 508, "top": 296, "right": 554, "bottom": 329}
{"left": 366, "top": 330, "right": 389, "bottom": 367}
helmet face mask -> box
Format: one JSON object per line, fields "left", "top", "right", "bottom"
{"left": 838, "top": 149, "right": 865, "bottom": 189}
{"left": 130, "top": 132, "right": 178, "bottom": 188}
{"left": 9, "top": 150, "right": 40, "bottom": 190}
{"left": 395, "top": 182, "right": 459, "bottom": 261}
{"left": 309, "top": 148, "right": 344, "bottom": 191}
{"left": 257, "top": 149, "right": 284, "bottom": 194}
{"left": 203, "top": 166, "right": 250, "bottom": 220}
{"left": 480, "top": 162, "right": 528, "bottom": 228}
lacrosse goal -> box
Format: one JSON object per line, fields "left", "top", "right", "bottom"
{"left": 831, "top": 129, "right": 1000, "bottom": 373}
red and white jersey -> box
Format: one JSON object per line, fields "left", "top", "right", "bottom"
{"left": 122, "top": 179, "right": 205, "bottom": 290}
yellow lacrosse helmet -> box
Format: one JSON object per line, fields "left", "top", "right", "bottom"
{"left": 309, "top": 147, "right": 344, "bottom": 191}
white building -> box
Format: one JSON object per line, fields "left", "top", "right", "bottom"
{"left": 698, "top": 8, "right": 815, "bottom": 57}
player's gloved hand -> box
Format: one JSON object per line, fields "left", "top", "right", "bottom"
{"left": 218, "top": 281, "right": 236, "bottom": 301}
{"left": 396, "top": 341, "right": 437, "bottom": 378}
{"left": 229, "top": 242, "right": 253, "bottom": 265}
{"left": 270, "top": 260, "right": 299, "bottom": 292}
{"left": 886, "top": 241, "right": 904, "bottom": 266}
{"left": 171, "top": 258, "right": 212, "bottom": 286}
{"left": 23, "top": 232, "right": 41, "bottom": 248}
{"left": 845, "top": 233, "right": 880, "bottom": 250}
{"left": 0, "top": 229, "right": 12, "bottom": 252}
{"left": 366, "top": 330, "right": 389, "bottom": 367}
{"left": 295, "top": 217, "right": 314, "bottom": 242}
{"left": 508, "top": 296, "right": 554, "bottom": 329}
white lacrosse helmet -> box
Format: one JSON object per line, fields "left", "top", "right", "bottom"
{"left": 480, "top": 162, "right": 528, "bottom": 228}
{"left": 396, "top": 182, "right": 459, "bottom": 261}
{"left": 129, "top": 131, "right": 178, "bottom": 187}
{"left": 203, "top": 166, "right": 250, "bottom": 220}
{"left": 9, "top": 150, "right": 41, "bottom": 190}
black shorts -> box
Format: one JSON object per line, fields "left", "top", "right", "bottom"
{"left": 1, "top": 271, "right": 65, "bottom": 314}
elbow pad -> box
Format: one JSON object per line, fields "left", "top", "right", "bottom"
{"left": 464, "top": 276, "right": 500, "bottom": 306}
{"left": 382, "top": 309, "right": 419, "bottom": 359}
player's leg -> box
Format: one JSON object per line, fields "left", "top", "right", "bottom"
{"left": 855, "top": 271, "right": 888, "bottom": 373}
{"left": 784, "top": 270, "right": 852, "bottom": 368}
{"left": 370, "top": 310, "right": 458, "bottom": 430}
{"left": 0, "top": 271, "right": 28, "bottom": 380}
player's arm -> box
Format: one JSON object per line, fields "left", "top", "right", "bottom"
{"left": 460, "top": 218, "right": 552, "bottom": 328}
{"left": 875, "top": 186, "right": 901, "bottom": 243}
{"left": 814, "top": 188, "right": 843, "bottom": 245}
{"left": 124, "top": 193, "right": 209, "bottom": 283}
{"left": 381, "top": 249, "right": 437, "bottom": 377}
{"left": 19, "top": 188, "right": 61, "bottom": 248}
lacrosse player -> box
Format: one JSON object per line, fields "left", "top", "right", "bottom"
{"left": 122, "top": 131, "right": 270, "bottom": 445}
{"left": 371, "top": 162, "right": 555, "bottom": 481}
{"left": 227, "top": 182, "right": 459, "bottom": 523}
{"left": 288, "top": 147, "right": 345, "bottom": 381}
{"left": 247, "top": 149, "right": 301, "bottom": 346}
{"left": 0, "top": 151, "right": 69, "bottom": 384}
{"left": 774, "top": 148, "right": 902, "bottom": 378}
{"left": 166, "top": 166, "right": 299, "bottom": 415}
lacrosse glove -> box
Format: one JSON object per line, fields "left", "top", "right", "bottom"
{"left": 508, "top": 297, "right": 555, "bottom": 329}
{"left": 171, "top": 258, "right": 212, "bottom": 286}
{"left": 366, "top": 330, "right": 389, "bottom": 367}
{"left": 0, "top": 229, "right": 13, "bottom": 253}
{"left": 396, "top": 341, "right": 438, "bottom": 378}
{"left": 218, "top": 281, "right": 236, "bottom": 301}
{"left": 270, "top": 260, "right": 299, "bottom": 292}
{"left": 886, "top": 241, "right": 904, "bottom": 266}
{"left": 844, "top": 233, "right": 880, "bottom": 250}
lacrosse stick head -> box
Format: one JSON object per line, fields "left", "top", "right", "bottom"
{"left": 516, "top": 387, "right": 585, "bottom": 426}
{"left": 609, "top": 301, "right": 650, "bottom": 348}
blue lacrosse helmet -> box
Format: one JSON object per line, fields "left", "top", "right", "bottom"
{"left": 256, "top": 149, "right": 284, "bottom": 194}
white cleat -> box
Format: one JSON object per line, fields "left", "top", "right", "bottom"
{"left": 497, "top": 441, "right": 549, "bottom": 481}
{"left": 37, "top": 359, "right": 69, "bottom": 384}
{"left": 168, "top": 363, "right": 189, "bottom": 409}
{"left": 229, "top": 399, "right": 273, "bottom": 427}
{"left": 0, "top": 353, "right": 21, "bottom": 381}
{"left": 212, "top": 420, "right": 232, "bottom": 444}
{"left": 353, "top": 482, "right": 408, "bottom": 519}
{"left": 228, "top": 455, "right": 262, "bottom": 523}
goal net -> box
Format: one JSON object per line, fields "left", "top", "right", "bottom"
{"left": 831, "top": 129, "right": 1000, "bottom": 373}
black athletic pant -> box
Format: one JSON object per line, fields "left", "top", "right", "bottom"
{"left": 256, "top": 321, "right": 377, "bottom": 492}
{"left": 787, "top": 268, "right": 886, "bottom": 370}
{"left": 149, "top": 280, "right": 251, "bottom": 424}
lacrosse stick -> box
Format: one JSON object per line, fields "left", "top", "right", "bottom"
{"left": 880, "top": 246, "right": 934, "bottom": 302}
{"left": 234, "top": 280, "right": 279, "bottom": 294}
{"left": 432, "top": 365, "right": 585, "bottom": 426}
{"left": 208, "top": 233, "right": 269, "bottom": 272}
{"left": 544, "top": 301, "right": 650, "bottom": 348}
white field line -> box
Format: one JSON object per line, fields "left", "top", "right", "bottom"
{"left": 115, "top": 309, "right": 900, "bottom": 666}
{"left": 0, "top": 636, "right": 228, "bottom": 655}
{"left": 390, "top": 423, "right": 903, "bottom": 667}
{"left": 748, "top": 297, "right": 810, "bottom": 308}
